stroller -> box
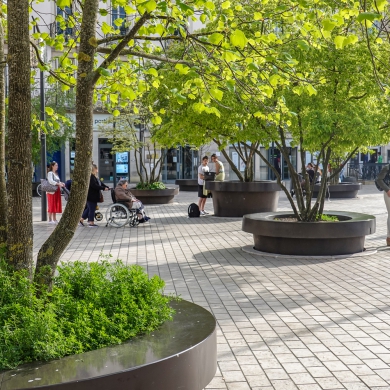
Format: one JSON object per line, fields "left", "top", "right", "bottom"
{"left": 63, "top": 180, "right": 103, "bottom": 221}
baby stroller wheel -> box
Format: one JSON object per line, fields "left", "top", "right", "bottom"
{"left": 95, "top": 211, "right": 103, "bottom": 221}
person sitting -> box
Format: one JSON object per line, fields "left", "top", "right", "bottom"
{"left": 115, "top": 179, "right": 150, "bottom": 222}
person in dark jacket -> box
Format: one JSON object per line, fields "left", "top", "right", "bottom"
{"left": 377, "top": 164, "right": 390, "bottom": 245}
{"left": 80, "top": 164, "right": 109, "bottom": 227}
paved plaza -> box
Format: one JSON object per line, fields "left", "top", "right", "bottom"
{"left": 33, "top": 184, "right": 390, "bottom": 390}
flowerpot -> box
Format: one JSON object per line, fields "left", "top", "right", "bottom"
{"left": 175, "top": 179, "right": 198, "bottom": 191}
{"left": 312, "top": 182, "right": 362, "bottom": 198}
{"left": 1, "top": 300, "right": 217, "bottom": 390}
{"left": 204, "top": 181, "right": 281, "bottom": 217}
{"left": 129, "top": 186, "right": 179, "bottom": 204}
{"left": 242, "top": 211, "right": 375, "bottom": 256}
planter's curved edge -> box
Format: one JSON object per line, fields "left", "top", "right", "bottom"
{"left": 175, "top": 179, "right": 198, "bottom": 192}
{"left": 129, "top": 187, "right": 179, "bottom": 204}
{"left": 205, "top": 180, "right": 282, "bottom": 192}
{"left": 242, "top": 211, "right": 376, "bottom": 239}
{"left": 312, "top": 183, "right": 362, "bottom": 198}
{"left": 0, "top": 300, "right": 217, "bottom": 390}
{"left": 242, "top": 211, "right": 376, "bottom": 256}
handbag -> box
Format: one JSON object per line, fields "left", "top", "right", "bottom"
{"left": 98, "top": 191, "right": 104, "bottom": 203}
{"left": 40, "top": 178, "right": 58, "bottom": 193}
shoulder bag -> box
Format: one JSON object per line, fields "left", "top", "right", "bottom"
{"left": 40, "top": 178, "right": 58, "bottom": 193}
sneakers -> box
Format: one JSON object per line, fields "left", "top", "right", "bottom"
{"left": 200, "top": 210, "right": 205, "bottom": 215}
{"left": 79, "top": 220, "right": 85, "bottom": 227}
{"left": 203, "top": 210, "right": 209, "bottom": 215}
{"left": 88, "top": 224, "right": 99, "bottom": 228}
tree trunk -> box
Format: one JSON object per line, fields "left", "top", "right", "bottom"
{"left": 6, "top": 0, "right": 33, "bottom": 275}
{"left": 0, "top": 22, "right": 7, "bottom": 247}
{"left": 34, "top": 0, "right": 100, "bottom": 287}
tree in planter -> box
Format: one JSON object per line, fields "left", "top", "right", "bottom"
{"left": 150, "top": 70, "right": 261, "bottom": 182}
{"left": 236, "top": 36, "right": 390, "bottom": 221}
{"left": 99, "top": 106, "right": 168, "bottom": 188}
{"left": 3, "top": 0, "right": 232, "bottom": 287}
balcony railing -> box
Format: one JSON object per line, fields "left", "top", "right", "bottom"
{"left": 346, "top": 162, "right": 388, "bottom": 181}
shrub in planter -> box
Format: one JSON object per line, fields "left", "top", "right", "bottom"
{"left": 0, "top": 259, "right": 174, "bottom": 370}
{"left": 135, "top": 181, "right": 167, "bottom": 190}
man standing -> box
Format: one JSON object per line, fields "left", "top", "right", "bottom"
{"left": 211, "top": 153, "right": 225, "bottom": 181}
{"left": 377, "top": 164, "right": 390, "bottom": 245}
{"left": 198, "top": 156, "right": 210, "bottom": 215}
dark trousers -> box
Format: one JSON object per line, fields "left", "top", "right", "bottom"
{"left": 82, "top": 201, "right": 97, "bottom": 222}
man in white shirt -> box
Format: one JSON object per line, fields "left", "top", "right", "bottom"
{"left": 198, "top": 156, "right": 210, "bottom": 215}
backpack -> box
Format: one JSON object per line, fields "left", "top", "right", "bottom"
{"left": 375, "top": 165, "right": 390, "bottom": 191}
{"left": 188, "top": 203, "right": 200, "bottom": 218}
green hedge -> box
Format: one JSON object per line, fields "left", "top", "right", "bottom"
{"left": 0, "top": 260, "right": 174, "bottom": 369}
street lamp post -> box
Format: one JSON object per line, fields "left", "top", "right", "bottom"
{"left": 40, "top": 69, "right": 47, "bottom": 221}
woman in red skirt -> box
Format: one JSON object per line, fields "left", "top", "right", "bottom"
{"left": 47, "top": 161, "right": 64, "bottom": 224}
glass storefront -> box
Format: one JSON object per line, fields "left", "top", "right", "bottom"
{"left": 259, "top": 146, "right": 297, "bottom": 180}
{"left": 162, "top": 146, "right": 198, "bottom": 182}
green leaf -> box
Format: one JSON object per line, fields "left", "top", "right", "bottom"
{"left": 210, "top": 88, "right": 223, "bottom": 101}
{"left": 356, "top": 12, "right": 381, "bottom": 22}
{"left": 334, "top": 36, "right": 345, "bottom": 49}
{"left": 175, "top": 64, "right": 190, "bottom": 75}
{"left": 98, "top": 68, "right": 111, "bottom": 77}
{"left": 99, "top": 9, "right": 108, "bottom": 16}
{"left": 209, "top": 33, "right": 224, "bottom": 45}
{"left": 144, "top": 0, "right": 157, "bottom": 13}
{"left": 147, "top": 68, "right": 158, "bottom": 77}
{"left": 306, "top": 84, "right": 317, "bottom": 96}
{"left": 112, "top": 110, "right": 120, "bottom": 117}
{"left": 221, "top": 1, "right": 230, "bottom": 9}
{"left": 254, "top": 12, "right": 262, "bottom": 21}
{"left": 101, "top": 22, "right": 112, "bottom": 35}
{"left": 230, "top": 29, "right": 247, "bottom": 49}
{"left": 57, "top": 0, "right": 71, "bottom": 8}
{"left": 45, "top": 107, "right": 54, "bottom": 116}
{"left": 344, "top": 34, "right": 358, "bottom": 46}
{"left": 322, "top": 19, "right": 336, "bottom": 31}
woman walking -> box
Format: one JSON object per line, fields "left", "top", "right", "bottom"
{"left": 47, "top": 161, "right": 64, "bottom": 224}
{"left": 80, "top": 164, "right": 109, "bottom": 227}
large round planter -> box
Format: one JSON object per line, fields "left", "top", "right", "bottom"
{"left": 175, "top": 179, "right": 198, "bottom": 191}
{"left": 205, "top": 181, "right": 281, "bottom": 217}
{"left": 242, "top": 211, "right": 375, "bottom": 256}
{"left": 129, "top": 187, "right": 179, "bottom": 204}
{"left": 312, "top": 182, "right": 362, "bottom": 198}
{"left": 0, "top": 300, "right": 217, "bottom": 390}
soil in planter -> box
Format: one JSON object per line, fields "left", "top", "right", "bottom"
{"left": 275, "top": 215, "right": 340, "bottom": 222}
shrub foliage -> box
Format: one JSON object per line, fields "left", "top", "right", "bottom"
{"left": 0, "top": 260, "right": 174, "bottom": 369}
{"left": 135, "top": 181, "right": 166, "bottom": 190}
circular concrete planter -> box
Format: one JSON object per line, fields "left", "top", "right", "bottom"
{"left": 0, "top": 300, "right": 217, "bottom": 390}
{"left": 312, "top": 182, "right": 362, "bottom": 198}
{"left": 175, "top": 179, "right": 198, "bottom": 191}
{"left": 242, "top": 211, "right": 375, "bottom": 256}
{"left": 130, "top": 186, "right": 179, "bottom": 204}
{"left": 205, "top": 181, "right": 281, "bottom": 217}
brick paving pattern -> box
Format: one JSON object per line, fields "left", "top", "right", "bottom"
{"left": 32, "top": 185, "right": 390, "bottom": 389}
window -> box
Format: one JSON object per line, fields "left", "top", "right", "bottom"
{"left": 57, "top": 6, "right": 74, "bottom": 40}
{"left": 112, "top": 6, "right": 127, "bottom": 36}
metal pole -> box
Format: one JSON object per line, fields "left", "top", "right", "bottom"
{"left": 139, "top": 122, "right": 143, "bottom": 177}
{"left": 112, "top": 121, "right": 116, "bottom": 187}
{"left": 40, "top": 69, "right": 47, "bottom": 221}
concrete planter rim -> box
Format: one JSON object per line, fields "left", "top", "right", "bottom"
{"left": 242, "top": 210, "right": 376, "bottom": 239}
{"left": 205, "top": 180, "right": 282, "bottom": 192}
{"left": 0, "top": 300, "right": 217, "bottom": 390}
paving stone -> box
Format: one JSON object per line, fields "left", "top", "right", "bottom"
{"left": 30, "top": 187, "right": 390, "bottom": 390}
